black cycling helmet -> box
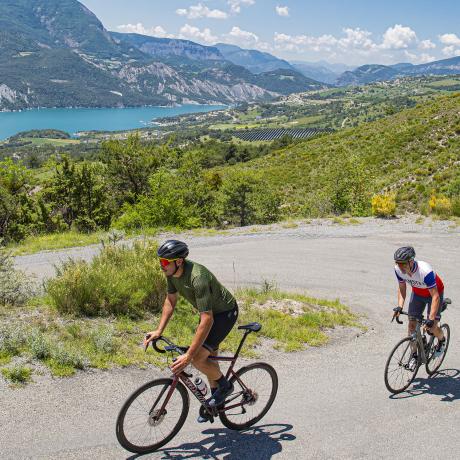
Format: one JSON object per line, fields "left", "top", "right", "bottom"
{"left": 157, "top": 240, "right": 189, "bottom": 259}
{"left": 394, "top": 246, "right": 415, "bottom": 263}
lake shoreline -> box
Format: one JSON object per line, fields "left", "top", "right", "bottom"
{"left": 0, "top": 104, "right": 227, "bottom": 140}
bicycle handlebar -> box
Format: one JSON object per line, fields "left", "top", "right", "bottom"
{"left": 391, "top": 310, "right": 432, "bottom": 326}
{"left": 145, "top": 335, "right": 188, "bottom": 355}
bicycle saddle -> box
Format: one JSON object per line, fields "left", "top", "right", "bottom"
{"left": 238, "top": 322, "right": 262, "bottom": 332}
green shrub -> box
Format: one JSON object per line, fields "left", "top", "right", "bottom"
{"left": 0, "top": 246, "right": 36, "bottom": 307}
{"left": 51, "top": 345, "right": 88, "bottom": 370}
{"left": 0, "top": 324, "right": 26, "bottom": 355}
{"left": 1, "top": 365, "right": 32, "bottom": 384}
{"left": 28, "top": 330, "right": 52, "bottom": 360}
{"left": 451, "top": 197, "right": 460, "bottom": 217}
{"left": 371, "top": 192, "right": 396, "bottom": 217}
{"left": 45, "top": 241, "right": 166, "bottom": 317}
{"left": 90, "top": 326, "right": 117, "bottom": 354}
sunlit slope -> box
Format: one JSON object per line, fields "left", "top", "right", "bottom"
{"left": 234, "top": 93, "right": 460, "bottom": 214}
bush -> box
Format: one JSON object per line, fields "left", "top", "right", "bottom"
{"left": 90, "top": 326, "right": 117, "bottom": 354}
{"left": 429, "top": 195, "right": 452, "bottom": 218}
{"left": 0, "top": 246, "right": 36, "bottom": 307}
{"left": 0, "top": 324, "right": 27, "bottom": 355}
{"left": 1, "top": 365, "right": 32, "bottom": 384}
{"left": 45, "top": 241, "right": 166, "bottom": 317}
{"left": 28, "top": 330, "right": 52, "bottom": 360}
{"left": 51, "top": 345, "right": 88, "bottom": 370}
{"left": 451, "top": 197, "right": 460, "bottom": 217}
{"left": 371, "top": 192, "right": 396, "bottom": 217}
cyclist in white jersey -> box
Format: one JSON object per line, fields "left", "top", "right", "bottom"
{"left": 393, "top": 246, "right": 446, "bottom": 355}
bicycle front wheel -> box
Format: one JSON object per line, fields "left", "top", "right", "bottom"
{"left": 426, "top": 323, "right": 450, "bottom": 375}
{"left": 219, "top": 362, "right": 278, "bottom": 430}
{"left": 116, "top": 378, "right": 189, "bottom": 454}
{"left": 384, "top": 337, "right": 420, "bottom": 394}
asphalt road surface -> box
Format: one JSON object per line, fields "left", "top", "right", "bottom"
{"left": 5, "top": 219, "right": 460, "bottom": 459}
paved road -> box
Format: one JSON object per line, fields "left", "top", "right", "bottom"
{"left": 5, "top": 219, "right": 460, "bottom": 459}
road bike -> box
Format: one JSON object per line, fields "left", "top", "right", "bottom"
{"left": 384, "top": 298, "right": 451, "bottom": 394}
{"left": 116, "top": 322, "right": 278, "bottom": 454}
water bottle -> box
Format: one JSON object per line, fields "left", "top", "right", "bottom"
{"left": 195, "top": 377, "right": 208, "bottom": 396}
{"left": 422, "top": 334, "right": 428, "bottom": 351}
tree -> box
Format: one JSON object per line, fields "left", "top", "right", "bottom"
{"left": 101, "top": 134, "right": 162, "bottom": 204}
{"left": 217, "top": 170, "right": 281, "bottom": 227}
{"left": 0, "top": 159, "right": 35, "bottom": 242}
{"left": 43, "top": 157, "right": 112, "bottom": 232}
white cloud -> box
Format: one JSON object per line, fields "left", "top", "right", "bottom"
{"left": 418, "top": 53, "right": 436, "bottom": 63}
{"left": 228, "top": 0, "right": 255, "bottom": 14}
{"left": 419, "top": 39, "right": 436, "bottom": 50}
{"left": 116, "top": 23, "right": 172, "bottom": 38}
{"left": 439, "top": 33, "right": 460, "bottom": 46}
{"left": 339, "top": 28, "right": 376, "bottom": 51}
{"left": 228, "top": 26, "right": 259, "bottom": 44}
{"left": 275, "top": 5, "right": 289, "bottom": 17}
{"left": 176, "top": 4, "right": 228, "bottom": 19}
{"left": 179, "top": 24, "right": 218, "bottom": 44}
{"left": 381, "top": 24, "right": 417, "bottom": 49}
{"left": 442, "top": 45, "right": 460, "bottom": 57}
{"left": 273, "top": 25, "right": 440, "bottom": 65}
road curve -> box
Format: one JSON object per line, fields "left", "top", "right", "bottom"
{"left": 4, "top": 218, "right": 460, "bottom": 459}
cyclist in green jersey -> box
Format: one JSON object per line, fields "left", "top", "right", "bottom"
{"left": 144, "top": 240, "right": 238, "bottom": 422}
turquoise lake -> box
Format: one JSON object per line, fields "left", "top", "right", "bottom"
{"left": 0, "top": 105, "right": 226, "bottom": 140}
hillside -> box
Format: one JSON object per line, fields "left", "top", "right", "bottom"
{"left": 0, "top": 0, "right": 324, "bottom": 110}
{"left": 232, "top": 93, "right": 460, "bottom": 215}
{"left": 337, "top": 57, "right": 460, "bottom": 86}
{"left": 215, "top": 43, "right": 294, "bottom": 74}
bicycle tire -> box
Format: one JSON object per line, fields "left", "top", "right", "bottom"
{"left": 116, "top": 378, "right": 189, "bottom": 454}
{"left": 384, "top": 336, "right": 420, "bottom": 394}
{"left": 426, "top": 323, "right": 450, "bottom": 375}
{"left": 219, "top": 362, "right": 278, "bottom": 430}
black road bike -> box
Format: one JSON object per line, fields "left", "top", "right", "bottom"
{"left": 116, "top": 322, "right": 278, "bottom": 454}
{"left": 384, "top": 298, "right": 451, "bottom": 394}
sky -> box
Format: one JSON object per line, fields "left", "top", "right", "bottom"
{"left": 80, "top": 0, "right": 460, "bottom": 66}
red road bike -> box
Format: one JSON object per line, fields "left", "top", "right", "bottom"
{"left": 116, "top": 322, "right": 278, "bottom": 454}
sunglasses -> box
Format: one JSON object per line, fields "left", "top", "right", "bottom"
{"left": 159, "top": 257, "right": 178, "bottom": 268}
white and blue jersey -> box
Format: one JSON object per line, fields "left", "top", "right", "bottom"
{"left": 395, "top": 260, "right": 444, "bottom": 298}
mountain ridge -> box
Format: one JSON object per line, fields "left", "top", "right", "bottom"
{"left": 0, "top": 0, "right": 324, "bottom": 110}
{"left": 337, "top": 56, "right": 460, "bottom": 85}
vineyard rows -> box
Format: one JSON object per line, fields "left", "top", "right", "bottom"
{"left": 232, "top": 128, "right": 331, "bottom": 142}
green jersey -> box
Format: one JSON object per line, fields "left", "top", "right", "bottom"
{"left": 167, "top": 260, "right": 236, "bottom": 314}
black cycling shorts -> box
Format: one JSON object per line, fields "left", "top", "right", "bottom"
{"left": 408, "top": 292, "right": 444, "bottom": 320}
{"left": 203, "top": 304, "right": 238, "bottom": 352}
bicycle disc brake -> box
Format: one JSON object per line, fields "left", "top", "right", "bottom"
{"left": 148, "top": 409, "right": 167, "bottom": 426}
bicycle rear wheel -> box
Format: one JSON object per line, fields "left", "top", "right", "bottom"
{"left": 219, "top": 362, "right": 278, "bottom": 430}
{"left": 426, "top": 323, "right": 450, "bottom": 375}
{"left": 384, "top": 337, "right": 420, "bottom": 394}
{"left": 116, "top": 378, "right": 189, "bottom": 454}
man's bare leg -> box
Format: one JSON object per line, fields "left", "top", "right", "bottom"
{"left": 191, "top": 346, "right": 222, "bottom": 389}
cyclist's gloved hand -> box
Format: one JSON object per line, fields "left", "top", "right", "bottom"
{"left": 425, "top": 319, "right": 435, "bottom": 329}
{"left": 393, "top": 307, "right": 403, "bottom": 314}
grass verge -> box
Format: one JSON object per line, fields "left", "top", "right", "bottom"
{"left": 0, "top": 285, "right": 360, "bottom": 384}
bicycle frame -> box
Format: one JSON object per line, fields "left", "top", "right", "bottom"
{"left": 154, "top": 330, "right": 253, "bottom": 418}
{"left": 410, "top": 320, "right": 431, "bottom": 364}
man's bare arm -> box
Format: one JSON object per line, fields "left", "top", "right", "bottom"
{"left": 144, "top": 293, "right": 177, "bottom": 347}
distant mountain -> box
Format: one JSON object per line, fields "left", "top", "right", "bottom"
{"left": 336, "top": 56, "right": 460, "bottom": 86}
{"left": 290, "top": 61, "right": 339, "bottom": 85}
{"left": 111, "top": 33, "right": 224, "bottom": 62}
{"left": 214, "top": 43, "right": 294, "bottom": 74}
{"left": 0, "top": 0, "right": 324, "bottom": 111}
